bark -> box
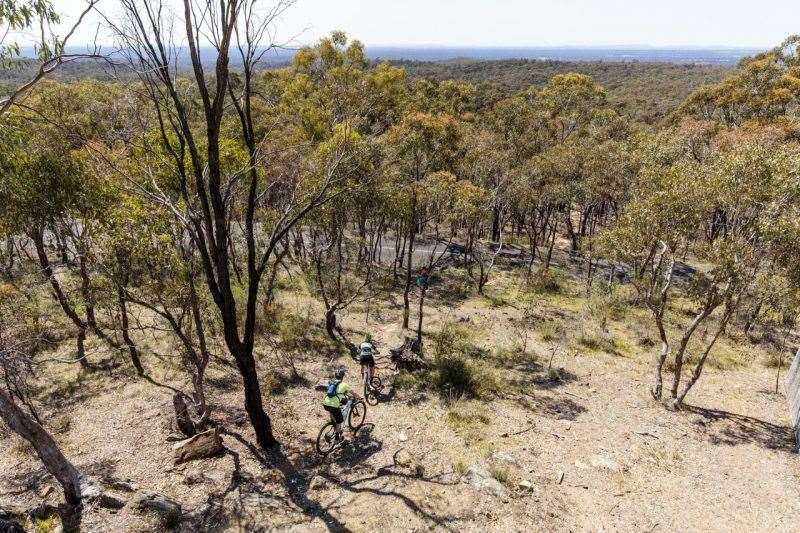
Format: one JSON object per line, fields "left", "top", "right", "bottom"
{"left": 670, "top": 297, "right": 718, "bottom": 398}
{"left": 232, "top": 342, "right": 276, "bottom": 449}
{"left": 402, "top": 217, "right": 416, "bottom": 330}
{"left": 0, "top": 389, "right": 84, "bottom": 505}
{"left": 675, "top": 311, "right": 732, "bottom": 406}
{"left": 117, "top": 283, "right": 143, "bottom": 376}
{"left": 32, "top": 230, "right": 90, "bottom": 369}
{"left": 173, "top": 427, "right": 223, "bottom": 464}
{"left": 416, "top": 285, "right": 427, "bottom": 342}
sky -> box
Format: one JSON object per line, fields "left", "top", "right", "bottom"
{"left": 28, "top": 0, "right": 800, "bottom": 49}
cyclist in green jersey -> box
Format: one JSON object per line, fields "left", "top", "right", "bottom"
{"left": 322, "top": 367, "right": 355, "bottom": 441}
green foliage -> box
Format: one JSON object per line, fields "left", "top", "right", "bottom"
{"left": 527, "top": 269, "right": 563, "bottom": 294}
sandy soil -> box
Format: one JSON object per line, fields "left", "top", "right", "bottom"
{"left": 1, "top": 277, "right": 799, "bottom": 532}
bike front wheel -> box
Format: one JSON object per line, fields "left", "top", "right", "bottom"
{"left": 315, "top": 422, "right": 338, "bottom": 455}
{"left": 348, "top": 400, "right": 367, "bottom": 430}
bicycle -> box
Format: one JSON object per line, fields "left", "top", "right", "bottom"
{"left": 362, "top": 365, "right": 383, "bottom": 406}
{"left": 315, "top": 397, "right": 368, "bottom": 456}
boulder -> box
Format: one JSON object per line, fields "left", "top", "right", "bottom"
{"left": 133, "top": 491, "right": 182, "bottom": 526}
{"left": 173, "top": 427, "right": 223, "bottom": 465}
{"left": 463, "top": 465, "right": 506, "bottom": 497}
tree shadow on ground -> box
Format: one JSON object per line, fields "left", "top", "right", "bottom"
{"left": 685, "top": 405, "right": 795, "bottom": 453}
{"left": 317, "top": 454, "right": 464, "bottom": 532}
{"left": 216, "top": 429, "right": 354, "bottom": 532}
{"left": 513, "top": 392, "right": 588, "bottom": 421}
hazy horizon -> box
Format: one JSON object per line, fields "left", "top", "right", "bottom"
{"left": 21, "top": 0, "right": 799, "bottom": 51}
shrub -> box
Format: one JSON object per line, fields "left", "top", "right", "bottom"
{"left": 434, "top": 355, "right": 503, "bottom": 398}
{"left": 489, "top": 465, "right": 511, "bottom": 485}
{"left": 536, "top": 320, "right": 564, "bottom": 342}
{"left": 528, "top": 269, "right": 563, "bottom": 294}
{"left": 393, "top": 370, "right": 427, "bottom": 391}
{"left": 453, "top": 460, "right": 468, "bottom": 479}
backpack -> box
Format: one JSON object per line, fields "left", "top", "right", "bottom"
{"left": 326, "top": 379, "right": 339, "bottom": 398}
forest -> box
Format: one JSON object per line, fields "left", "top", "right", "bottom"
{"left": 2, "top": 1, "right": 800, "bottom": 532}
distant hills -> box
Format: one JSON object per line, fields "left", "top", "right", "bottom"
{"left": 16, "top": 44, "right": 763, "bottom": 66}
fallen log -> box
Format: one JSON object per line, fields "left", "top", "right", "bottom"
{"left": 173, "top": 427, "right": 223, "bottom": 465}
{"left": 390, "top": 337, "right": 428, "bottom": 371}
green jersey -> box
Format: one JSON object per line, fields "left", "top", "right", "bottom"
{"left": 322, "top": 381, "right": 351, "bottom": 408}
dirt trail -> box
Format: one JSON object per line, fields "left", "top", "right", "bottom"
{"left": 1, "top": 290, "right": 799, "bottom": 531}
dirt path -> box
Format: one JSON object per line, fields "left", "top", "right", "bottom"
{"left": 1, "top": 290, "right": 798, "bottom": 531}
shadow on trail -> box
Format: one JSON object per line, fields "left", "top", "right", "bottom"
{"left": 685, "top": 405, "right": 795, "bottom": 453}
{"left": 318, "top": 455, "right": 463, "bottom": 532}
{"left": 217, "top": 429, "right": 354, "bottom": 532}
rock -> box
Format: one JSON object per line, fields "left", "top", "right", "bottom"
{"left": 588, "top": 455, "right": 621, "bottom": 472}
{"left": 0, "top": 518, "right": 24, "bottom": 533}
{"left": 173, "top": 427, "right": 223, "bottom": 464}
{"left": 238, "top": 492, "right": 282, "bottom": 512}
{"left": 492, "top": 452, "right": 523, "bottom": 469}
{"left": 518, "top": 480, "right": 535, "bottom": 491}
{"left": 394, "top": 449, "right": 413, "bottom": 466}
{"left": 97, "top": 493, "right": 127, "bottom": 510}
{"left": 133, "top": 491, "right": 182, "bottom": 526}
{"left": 463, "top": 465, "right": 506, "bottom": 497}
{"left": 398, "top": 432, "right": 408, "bottom": 442}
{"left": 106, "top": 479, "right": 136, "bottom": 493}
{"left": 574, "top": 459, "right": 589, "bottom": 470}
{"left": 39, "top": 484, "right": 55, "bottom": 498}
{"left": 308, "top": 475, "right": 326, "bottom": 490}
{"left": 556, "top": 471, "right": 565, "bottom": 484}
{"left": 183, "top": 471, "right": 205, "bottom": 485}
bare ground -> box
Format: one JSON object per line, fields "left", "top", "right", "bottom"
{"left": 2, "top": 274, "right": 799, "bottom": 532}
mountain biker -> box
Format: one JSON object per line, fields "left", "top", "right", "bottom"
{"left": 359, "top": 335, "right": 377, "bottom": 391}
{"left": 322, "top": 367, "right": 354, "bottom": 442}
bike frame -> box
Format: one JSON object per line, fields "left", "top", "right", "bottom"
{"left": 341, "top": 398, "right": 353, "bottom": 421}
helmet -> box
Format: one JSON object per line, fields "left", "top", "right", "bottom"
{"left": 334, "top": 367, "right": 346, "bottom": 380}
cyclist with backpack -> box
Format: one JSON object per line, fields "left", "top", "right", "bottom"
{"left": 322, "top": 367, "right": 355, "bottom": 442}
{"left": 359, "top": 335, "right": 377, "bottom": 391}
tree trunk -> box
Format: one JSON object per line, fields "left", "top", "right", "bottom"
{"left": 32, "top": 230, "right": 90, "bottom": 369}
{"left": 416, "top": 285, "right": 427, "bottom": 342}
{"left": 651, "top": 318, "right": 669, "bottom": 400}
{"left": 675, "top": 313, "right": 730, "bottom": 407}
{"left": 670, "top": 302, "right": 717, "bottom": 398}
{"left": 231, "top": 343, "right": 276, "bottom": 449}
{"left": 117, "top": 285, "right": 143, "bottom": 375}
{"left": 402, "top": 219, "right": 416, "bottom": 330}
{"left": 0, "top": 389, "right": 84, "bottom": 505}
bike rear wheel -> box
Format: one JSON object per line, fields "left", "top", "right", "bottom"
{"left": 315, "top": 422, "right": 339, "bottom": 455}
{"left": 365, "top": 382, "right": 379, "bottom": 405}
{"left": 348, "top": 400, "right": 367, "bottom": 430}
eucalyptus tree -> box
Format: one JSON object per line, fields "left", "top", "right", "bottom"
{"left": 0, "top": 1, "right": 100, "bottom": 507}
{"left": 598, "top": 129, "right": 800, "bottom": 406}
{"left": 110, "top": 3, "right": 368, "bottom": 449}
{"left": 384, "top": 111, "right": 462, "bottom": 329}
